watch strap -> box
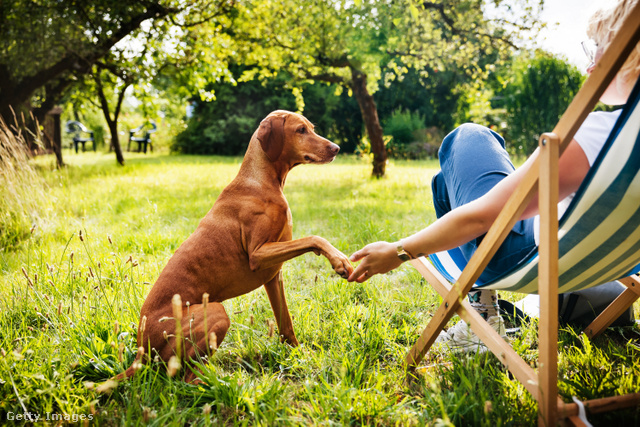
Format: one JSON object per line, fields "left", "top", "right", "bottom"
{"left": 396, "top": 241, "right": 414, "bottom": 261}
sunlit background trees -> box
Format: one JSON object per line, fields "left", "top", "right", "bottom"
{"left": 1, "top": 0, "right": 587, "bottom": 176}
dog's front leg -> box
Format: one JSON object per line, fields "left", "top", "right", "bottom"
{"left": 263, "top": 271, "right": 299, "bottom": 346}
{"left": 250, "top": 236, "right": 353, "bottom": 278}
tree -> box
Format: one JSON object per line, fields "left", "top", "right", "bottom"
{"left": 225, "top": 0, "right": 543, "bottom": 177}
{"left": 76, "top": 18, "right": 191, "bottom": 165}
{"left": 0, "top": 0, "right": 234, "bottom": 164}
{"left": 92, "top": 63, "right": 133, "bottom": 166}
{"left": 495, "top": 51, "right": 585, "bottom": 155}
{"left": 1, "top": 1, "right": 172, "bottom": 122}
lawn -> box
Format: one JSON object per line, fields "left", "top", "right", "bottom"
{"left": 1, "top": 151, "right": 639, "bottom": 425}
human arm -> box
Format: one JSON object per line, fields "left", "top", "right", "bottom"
{"left": 347, "top": 139, "right": 590, "bottom": 282}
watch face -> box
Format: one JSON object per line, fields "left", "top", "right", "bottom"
{"left": 397, "top": 251, "right": 411, "bottom": 261}
{"left": 397, "top": 246, "right": 411, "bottom": 261}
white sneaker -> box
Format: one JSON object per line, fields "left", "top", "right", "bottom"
{"left": 434, "top": 315, "right": 507, "bottom": 354}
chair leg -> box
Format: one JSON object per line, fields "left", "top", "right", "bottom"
{"left": 559, "top": 392, "right": 640, "bottom": 421}
{"left": 584, "top": 274, "right": 640, "bottom": 339}
{"left": 408, "top": 258, "right": 540, "bottom": 397}
{"left": 404, "top": 288, "right": 458, "bottom": 367}
{"left": 538, "top": 133, "right": 560, "bottom": 427}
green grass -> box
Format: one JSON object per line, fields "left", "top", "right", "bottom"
{"left": 1, "top": 151, "right": 639, "bottom": 425}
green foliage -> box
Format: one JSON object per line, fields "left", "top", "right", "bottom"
{"left": 385, "top": 108, "right": 426, "bottom": 147}
{"left": 454, "top": 84, "right": 503, "bottom": 129}
{"left": 172, "top": 68, "right": 367, "bottom": 155}
{"left": 0, "top": 0, "right": 234, "bottom": 121}
{"left": 298, "top": 83, "right": 363, "bottom": 152}
{"left": 383, "top": 108, "right": 442, "bottom": 159}
{"left": 496, "top": 51, "right": 585, "bottom": 155}
{"left": 375, "top": 67, "right": 462, "bottom": 134}
{"left": 172, "top": 73, "right": 298, "bottom": 155}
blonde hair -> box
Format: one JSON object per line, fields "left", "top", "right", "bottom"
{"left": 587, "top": 0, "right": 640, "bottom": 87}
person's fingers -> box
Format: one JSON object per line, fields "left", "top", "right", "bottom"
{"left": 348, "top": 261, "right": 367, "bottom": 282}
{"left": 347, "top": 266, "right": 360, "bottom": 282}
{"left": 348, "top": 247, "right": 369, "bottom": 281}
{"left": 356, "top": 271, "right": 370, "bottom": 283}
{"left": 350, "top": 248, "right": 366, "bottom": 262}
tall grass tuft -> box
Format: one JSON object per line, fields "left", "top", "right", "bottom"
{"left": 0, "top": 118, "right": 50, "bottom": 249}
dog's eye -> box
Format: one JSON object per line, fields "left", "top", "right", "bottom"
{"left": 296, "top": 127, "right": 307, "bottom": 134}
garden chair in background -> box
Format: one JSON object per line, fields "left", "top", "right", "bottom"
{"left": 405, "top": 5, "right": 640, "bottom": 426}
{"left": 127, "top": 121, "right": 157, "bottom": 153}
{"left": 64, "top": 120, "right": 95, "bottom": 153}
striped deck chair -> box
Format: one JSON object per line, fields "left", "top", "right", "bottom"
{"left": 405, "top": 5, "right": 640, "bottom": 426}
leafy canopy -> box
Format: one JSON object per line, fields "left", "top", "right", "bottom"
{"left": 224, "top": 0, "right": 543, "bottom": 96}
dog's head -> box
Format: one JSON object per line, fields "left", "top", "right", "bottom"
{"left": 256, "top": 110, "right": 339, "bottom": 166}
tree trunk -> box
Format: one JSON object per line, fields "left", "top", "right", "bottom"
{"left": 108, "top": 120, "right": 125, "bottom": 166}
{"left": 350, "top": 67, "right": 387, "bottom": 178}
{"left": 95, "top": 72, "right": 127, "bottom": 166}
{"left": 99, "top": 99, "right": 125, "bottom": 166}
{"left": 48, "top": 107, "right": 65, "bottom": 168}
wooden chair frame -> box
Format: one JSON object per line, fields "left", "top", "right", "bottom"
{"left": 405, "top": 5, "right": 640, "bottom": 425}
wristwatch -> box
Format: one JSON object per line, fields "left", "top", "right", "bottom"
{"left": 396, "top": 241, "right": 414, "bottom": 262}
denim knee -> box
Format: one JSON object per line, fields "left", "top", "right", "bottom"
{"left": 438, "top": 123, "right": 506, "bottom": 166}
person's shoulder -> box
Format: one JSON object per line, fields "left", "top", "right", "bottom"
{"left": 589, "top": 109, "right": 622, "bottom": 120}
{"left": 580, "top": 109, "right": 622, "bottom": 132}
{"left": 574, "top": 109, "right": 622, "bottom": 166}
{"left": 586, "top": 109, "right": 622, "bottom": 122}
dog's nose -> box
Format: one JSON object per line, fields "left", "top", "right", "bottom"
{"left": 330, "top": 144, "right": 340, "bottom": 155}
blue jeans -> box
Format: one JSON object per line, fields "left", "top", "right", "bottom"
{"left": 432, "top": 123, "right": 536, "bottom": 283}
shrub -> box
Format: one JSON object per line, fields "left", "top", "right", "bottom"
{"left": 383, "top": 109, "right": 442, "bottom": 159}
{"left": 171, "top": 73, "right": 297, "bottom": 155}
{"left": 497, "top": 51, "right": 585, "bottom": 155}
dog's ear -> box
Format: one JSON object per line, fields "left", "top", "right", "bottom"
{"left": 257, "top": 115, "right": 286, "bottom": 161}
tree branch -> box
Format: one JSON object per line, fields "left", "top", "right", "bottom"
{"left": 168, "top": 0, "right": 236, "bottom": 28}
{"left": 421, "top": 1, "right": 518, "bottom": 49}
{"left": 13, "top": 2, "right": 176, "bottom": 109}
{"left": 303, "top": 71, "right": 347, "bottom": 85}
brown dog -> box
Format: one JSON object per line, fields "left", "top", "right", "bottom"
{"left": 119, "top": 110, "right": 353, "bottom": 381}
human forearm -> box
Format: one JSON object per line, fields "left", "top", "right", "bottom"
{"left": 347, "top": 139, "right": 590, "bottom": 283}
{"left": 347, "top": 201, "right": 491, "bottom": 282}
{"left": 401, "top": 201, "right": 492, "bottom": 259}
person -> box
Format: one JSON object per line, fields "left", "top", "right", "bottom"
{"left": 347, "top": 0, "right": 640, "bottom": 352}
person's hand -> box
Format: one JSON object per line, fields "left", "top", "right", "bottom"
{"left": 347, "top": 241, "right": 403, "bottom": 282}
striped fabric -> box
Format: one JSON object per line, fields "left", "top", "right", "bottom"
{"left": 428, "top": 80, "right": 640, "bottom": 294}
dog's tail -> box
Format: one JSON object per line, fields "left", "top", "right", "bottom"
{"left": 112, "top": 346, "right": 145, "bottom": 381}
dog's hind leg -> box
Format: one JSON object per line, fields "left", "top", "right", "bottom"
{"left": 182, "top": 302, "right": 231, "bottom": 358}
{"left": 181, "top": 301, "right": 230, "bottom": 382}
{"left": 264, "top": 271, "right": 299, "bottom": 346}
